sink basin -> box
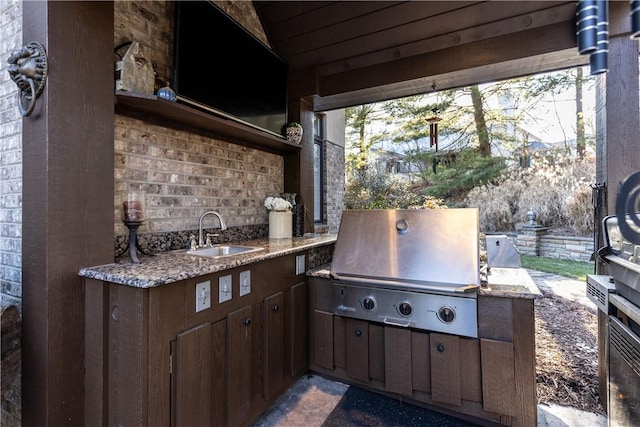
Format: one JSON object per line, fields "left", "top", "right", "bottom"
{"left": 186, "top": 245, "right": 263, "bottom": 258}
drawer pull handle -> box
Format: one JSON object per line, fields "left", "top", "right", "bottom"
{"left": 272, "top": 304, "right": 279, "bottom": 312}
{"left": 242, "top": 318, "right": 251, "bottom": 326}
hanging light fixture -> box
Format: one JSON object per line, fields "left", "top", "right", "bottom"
{"left": 575, "top": 0, "right": 609, "bottom": 75}
{"left": 589, "top": 0, "right": 609, "bottom": 75}
{"left": 576, "top": 0, "right": 599, "bottom": 54}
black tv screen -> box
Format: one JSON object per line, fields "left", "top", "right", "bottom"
{"left": 173, "top": 1, "right": 288, "bottom": 136}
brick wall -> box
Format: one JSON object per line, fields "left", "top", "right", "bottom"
{"left": 0, "top": 0, "right": 23, "bottom": 424}
{"left": 324, "top": 140, "right": 344, "bottom": 233}
{"left": 114, "top": 115, "right": 283, "bottom": 236}
{"left": 114, "top": 1, "right": 284, "bottom": 245}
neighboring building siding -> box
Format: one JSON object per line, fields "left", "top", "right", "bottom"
{"left": 0, "top": 0, "right": 23, "bottom": 424}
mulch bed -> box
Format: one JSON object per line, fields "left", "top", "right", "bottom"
{"left": 535, "top": 289, "right": 605, "bottom": 415}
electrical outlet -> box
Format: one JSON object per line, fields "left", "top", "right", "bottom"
{"left": 239, "top": 270, "right": 251, "bottom": 296}
{"left": 219, "top": 274, "right": 232, "bottom": 303}
{"left": 195, "top": 280, "right": 211, "bottom": 313}
{"left": 295, "top": 254, "right": 306, "bottom": 275}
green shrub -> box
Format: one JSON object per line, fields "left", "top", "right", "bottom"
{"left": 345, "top": 165, "right": 421, "bottom": 209}
{"left": 424, "top": 149, "right": 507, "bottom": 200}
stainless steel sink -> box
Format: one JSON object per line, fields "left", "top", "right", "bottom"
{"left": 186, "top": 245, "right": 263, "bottom": 258}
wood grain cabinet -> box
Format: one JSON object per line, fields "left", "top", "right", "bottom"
{"left": 308, "top": 277, "right": 536, "bottom": 426}
{"left": 85, "top": 252, "right": 310, "bottom": 427}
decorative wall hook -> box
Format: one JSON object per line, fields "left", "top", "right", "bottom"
{"left": 7, "top": 41, "right": 48, "bottom": 117}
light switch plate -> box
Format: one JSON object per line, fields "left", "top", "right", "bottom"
{"left": 219, "top": 274, "right": 232, "bottom": 303}
{"left": 195, "top": 280, "right": 211, "bottom": 312}
{"left": 239, "top": 270, "right": 251, "bottom": 296}
{"left": 296, "top": 254, "right": 306, "bottom": 275}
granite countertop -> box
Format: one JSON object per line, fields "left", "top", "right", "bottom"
{"left": 79, "top": 234, "right": 336, "bottom": 288}
{"left": 307, "top": 264, "right": 542, "bottom": 299}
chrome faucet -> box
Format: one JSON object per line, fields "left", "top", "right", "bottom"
{"left": 198, "top": 211, "right": 227, "bottom": 247}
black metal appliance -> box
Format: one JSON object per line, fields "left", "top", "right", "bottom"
{"left": 590, "top": 214, "right": 640, "bottom": 425}
{"left": 330, "top": 209, "right": 480, "bottom": 338}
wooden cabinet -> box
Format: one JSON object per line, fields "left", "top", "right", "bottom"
{"left": 308, "top": 277, "right": 537, "bottom": 426}
{"left": 263, "top": 292, "right": 285, "bottom": 400}
{"left": 227, "top": 305, "right": 255, "bottom": 426}
{"left": 86, "top": 251, "right": 311, "bottom": 427}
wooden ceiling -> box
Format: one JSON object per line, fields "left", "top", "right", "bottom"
{"left": 253, "top": 1, "right": 586, "bottom": 111}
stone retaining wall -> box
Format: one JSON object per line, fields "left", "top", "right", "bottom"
{"left": 489, "top": 231, "right": 594, "bottom": 262}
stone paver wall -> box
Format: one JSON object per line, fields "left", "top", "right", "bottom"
{"left": 494, "top": 232, "right": 594, "bottom": 262}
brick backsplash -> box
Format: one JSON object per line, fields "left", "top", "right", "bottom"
{"left": 115, "top": 115, "right": 284, "bottom": 238}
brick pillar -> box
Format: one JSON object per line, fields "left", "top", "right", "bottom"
{"left": 517, "top": 225, "right": 549, "bottom": 257}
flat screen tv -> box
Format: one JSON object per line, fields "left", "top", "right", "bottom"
{"left": 173, "top": 1, "right": 288, "bottom": 137}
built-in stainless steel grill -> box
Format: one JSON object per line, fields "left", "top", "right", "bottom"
{"left": 330, "top": 209, "right": 480, "bottom": 338}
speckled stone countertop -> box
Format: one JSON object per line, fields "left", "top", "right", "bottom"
{"left": 307, "top": 264, "right": 542, "bottom": 299}
{"left": 79, "top": 234, "right": 336, "bottom": 288}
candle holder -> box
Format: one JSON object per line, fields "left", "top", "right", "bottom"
{"left": 117, "top": 191, "right": 153, "bottom": 263}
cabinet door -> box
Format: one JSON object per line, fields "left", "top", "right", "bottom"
{"left": 263, "top": 292, "right": 285, "bottom": 400}
{"left": 172, "top": 323, "right": 212, "bottom": 427}
{"left": 171, "top": 321, "right": 226, "bottom": 427}
{"left": 345, "top": 318, "right": 370, "bottom": 382}
{"left": 288, "top": 281, "right": 307, "bottom": 377}
{"left": 227, "top": 306, "right": 253, "bottom": 427}
{"left": 430, "top": 333, "right": 461, "bottom": 406}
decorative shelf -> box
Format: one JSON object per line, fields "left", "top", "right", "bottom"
{"left": 114, "top": 91, "right": 301, "bottom": 154}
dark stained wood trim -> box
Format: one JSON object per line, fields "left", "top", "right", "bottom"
{"left": 312, "top": 48, "right": 587, "bottom": 111}
{"left": 320, "top": 22, "right": 577, "bottom": 97}
{"left": 300, "top": 2, "right": 574, "bottom": 73}
{"left": 22, "top": 2, "right": 114, "bottom": 425}
{"left": 115, "top": 92, "right": 300, "bottom": 154}
{"left": 604, "top": 34, "right": 640, "bottom": 213}
{"left": 512, "top": 298, "right": 537, "bottom": 426}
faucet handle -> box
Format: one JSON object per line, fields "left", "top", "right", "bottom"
{"left": 189, "top": 235, "right": 197, "bottom": 250}
{"left": 205, "top": 233, "right": 219, "bottom": 247}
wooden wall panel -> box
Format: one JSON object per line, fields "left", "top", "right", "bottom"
{"left": 411, "top": 331, "right": 430, "bottom": 393}
{"left": 481, "top": 339, "right": 516, "bottom": 417}
{"left": 369, "top": 324, "right": 385, "bottom": 381}
{"left": 460, "top": 338, "right": 482, "bottom": 403}
{"left": 313, "top": 310, "right": 334, "bottom": 370}
{"left": 384, "top": 327, "right": 412, "bottom": 395}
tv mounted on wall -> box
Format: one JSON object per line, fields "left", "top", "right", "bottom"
{"left": 173, "top": 1, "right": 288, "bottom": 137}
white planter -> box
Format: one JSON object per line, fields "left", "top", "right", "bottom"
{"left": 268, "top": 210, "right": 292, "bottom": 239}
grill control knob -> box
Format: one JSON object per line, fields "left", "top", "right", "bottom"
{"left": 362, "top": 296, "right": 376, "bottom": 311}
{"left": 438, "top": 306, "right": 455, "bottom": 323}
{"left": 397, "top": 302, "right": 412, "bottom": 316}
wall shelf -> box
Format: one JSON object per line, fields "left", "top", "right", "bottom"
{"left": 115, "top": 91, "right": 301, "bottom": 154}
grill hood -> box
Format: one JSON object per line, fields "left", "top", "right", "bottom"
{"left": 330, "top": 209, "right": 480, "bottom": 292}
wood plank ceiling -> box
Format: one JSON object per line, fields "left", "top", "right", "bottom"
{"left": 253, "top": 1, "right": 586, "bottom": 111}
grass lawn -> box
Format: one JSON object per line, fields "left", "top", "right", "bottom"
{"left": 519, "top": 255, "right": 594, "bottom": 281}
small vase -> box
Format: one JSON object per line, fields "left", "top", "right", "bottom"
{"left": 286, "top": 126, "right": 303, "bottom": 144}
{"left": 269, "top": 210, "right": 293, "bottom": 239}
